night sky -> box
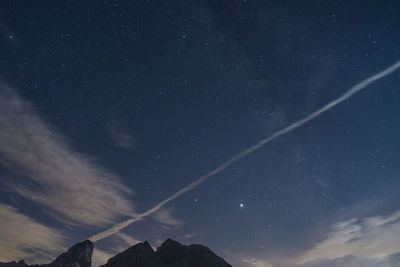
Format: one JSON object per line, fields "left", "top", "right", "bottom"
{"left": 1, "top": 1, "right": 400, "bottom": 266}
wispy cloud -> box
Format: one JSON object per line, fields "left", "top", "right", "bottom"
{"left": 107, "top": 124, "right": 136, "bottom": 149}
{"left": 115, "top": 232, "right": 141, "bottom": 247}
{"left": 242, "top": 257, "right": 274, "bottom": 267}
{"left": 296, "top": 209, "right": 400, "bottom": 265}
{"left": 152, "top": 208, "right": 183, "bottom": 229}
{"left": 0, "top": 203, "right": 65, "bottom": 263}
{"left": 184, "top": 232, "right": 196, "bottom": 239}
{"left": 0, "top": 84, "right": 135, "bottom": 226}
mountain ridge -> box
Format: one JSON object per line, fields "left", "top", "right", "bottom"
{"left": 0, "top": 239, "right": 231, "bottom": 267}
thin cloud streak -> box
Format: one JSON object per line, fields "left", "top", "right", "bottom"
{"left": 242, "top": 257, "right": 274, "bottom": 267}
{"left": 89, "top": 61, "right": 400, "bottom": 242}
{"left": 90, "top": 218, "right": 142, "bottom": 242}
{"left": 0, "top": 85, "right": 135, "bottom": 226}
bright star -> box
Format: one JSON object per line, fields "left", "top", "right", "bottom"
{"left": 240, "top": 203, "right": 244, "bottom": 208}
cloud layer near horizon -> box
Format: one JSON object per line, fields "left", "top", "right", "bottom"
{"left": 296, "top": 209, "right": 400, "bottom": 265}
{"left": 0, "top": 84, "right": 135, "bottom": 226}
{"left": 0, "top": 203, "right": 65, "bottom": 263}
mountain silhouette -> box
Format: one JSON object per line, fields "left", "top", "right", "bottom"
{"left": 101, "top": 238, "right": 232, "bottom": 267}
{"left": 0, "top": 239, "right": 231, "bottom": 267}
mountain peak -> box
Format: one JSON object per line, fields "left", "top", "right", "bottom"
{"left": 158, "top": 238, "right": 184, "bottom": 251}
{"left": 50, "top": 240, "right": 93, "bottom": 267}
{"left": 100, "top": 241, "right": 161, "bottom": 267}
{"left": 101, "top": 238, "right": 231, "bottom": 267}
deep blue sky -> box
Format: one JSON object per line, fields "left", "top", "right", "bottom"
{"left": 1, "top": 1, "right": 400, "bottom": 266}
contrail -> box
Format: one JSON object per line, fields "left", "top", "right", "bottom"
{"left": 89, "top": 60, "right": 400, "bottom": 242}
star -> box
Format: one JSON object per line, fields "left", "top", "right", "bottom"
{"left": 240, "top": 203, "right": 244, "bottom": 208}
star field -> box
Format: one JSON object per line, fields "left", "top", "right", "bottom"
{"left": 1, "top": 1, "right": 400, "bottom": 267}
